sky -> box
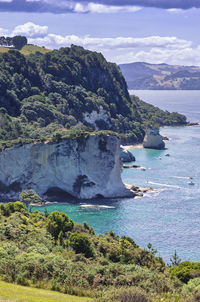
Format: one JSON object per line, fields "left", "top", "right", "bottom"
{"left": 0, "top": 0, "right": 200, "bottom": 65}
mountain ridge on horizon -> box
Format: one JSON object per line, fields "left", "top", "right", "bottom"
{"left": 119, "top": 61, "right": 200, "bottom": 90}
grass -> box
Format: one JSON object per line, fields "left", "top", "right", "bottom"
{"left": 0, "top": 44, "right": 51, "bottom": 56}
{"left": 20, "top": 44, "right": 51, "bottom": 56}
{"left": 0, "top": 47, "right": 10, "bottom": 53}
{"left": 0, "top": 281, "right": 92, "bottom": 302}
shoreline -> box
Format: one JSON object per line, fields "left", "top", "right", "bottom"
{"left": 122, "top": 143, "right": 143, "bottom": 150}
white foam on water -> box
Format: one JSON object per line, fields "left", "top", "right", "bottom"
{"left": 80, "top": 204, "right": 115, "bottom": 209}
{"left": 172, "top": 176, "right": 193, "bottom": 180}
{"left": 147, "top": 181, "right": 181, "bottom": 189}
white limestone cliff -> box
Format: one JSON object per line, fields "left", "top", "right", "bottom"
{"left": 0, "top": 135, "right": 133, "bottom": 200}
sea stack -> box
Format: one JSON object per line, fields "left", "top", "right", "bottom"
{"left": 143, "top": 126, "right": 165, "bottom": 150}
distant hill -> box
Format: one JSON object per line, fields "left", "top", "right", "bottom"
{"left": 119, "top": 62, "right": 200, "bottom": 90}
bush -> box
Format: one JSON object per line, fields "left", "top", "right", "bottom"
{"left": 99, "top": 287, "right": 152, "bottom": 302}
{"left": 170, "top": 262, "right": 200, "bottom": 283}
{"left": 69, "top": 232, "right": 94, "bottom": 258}
{"left": 46, "top": 211, "right": 74, "bottom": 241}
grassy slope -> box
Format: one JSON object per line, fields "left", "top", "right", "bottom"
{"left": 0, "top": 47, "right": 10, "bottom": 53}
{"left": 20, "top": 44, "right": 51, "bottom": 56}
{"left": 0, "top": 281, "right": 92, "bottom": 302}
{"left": 0, "top": 44, "right": 51, "bottom": 56}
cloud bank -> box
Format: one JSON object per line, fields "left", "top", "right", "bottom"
{"left": 0, "top": 0, "right": 200, "bottom": 14}
{"left": 1, "top": 22, "right": 200, "bottom": 66}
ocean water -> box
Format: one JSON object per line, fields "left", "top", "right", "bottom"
{"left": 33, "top": 90, "right": 200, "bottom": 263}
{"left": 130, "top": 90, "right": 200, "bottom": 123}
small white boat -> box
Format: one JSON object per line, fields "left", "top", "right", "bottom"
{"left": 188, "top": 181, "right": 195, "bottom": 185}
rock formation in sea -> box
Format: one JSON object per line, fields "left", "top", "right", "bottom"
{"left": 120, "top": 147, "right": 136, "bottom": 163}
{"left": 143, "top": 126, "right": 165, "bottom": 150}
{"left": 0, "top": 135, "right": 133, "bottom": 200}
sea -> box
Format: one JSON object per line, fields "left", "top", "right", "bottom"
{"left": 33, "top": 90, "right": 200, "bottom": 263}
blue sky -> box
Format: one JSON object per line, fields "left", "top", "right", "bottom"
{"left": 0, "top": 0, "right": 200, "bottom": 65}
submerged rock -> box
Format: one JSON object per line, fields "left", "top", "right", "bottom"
{"left": 120, "top": 147, "right": 135, "bottom": 163}
{"left": 143, "top": 126, "right": 165, "bottom": 150}
{"left": 0, "top": 135, "right": 133, "bottom": 200}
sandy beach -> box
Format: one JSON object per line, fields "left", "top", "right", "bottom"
{"left": 122, "top": 144, "right": 143, "bottom": 150}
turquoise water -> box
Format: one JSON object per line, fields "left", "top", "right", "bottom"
{"left": 33, "top": 91, "right": 200, "bottom": 263}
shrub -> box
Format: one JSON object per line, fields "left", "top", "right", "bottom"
{"left": 170, "top": 262, "right": 200, "bottom": 283}
{"left": 99, "top": 286, "right": 152, "bottom": 302}
{"left": 46, "top": 211, "right": 74, "bottom": 241}
{"left": 69, "top": 232, "right": 94, "bottom": 258}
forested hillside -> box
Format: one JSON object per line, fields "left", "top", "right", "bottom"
{"left": 1, "top": 202, "right": 200, "bottom": 302}
{"left": 0, "top": 46, "right": 186, "bottom": 147}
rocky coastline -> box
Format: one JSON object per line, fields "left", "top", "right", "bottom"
{"left": 0, "top": 135, "right": 134, "bottom": 201}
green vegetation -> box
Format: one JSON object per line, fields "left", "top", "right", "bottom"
{"left": 20, "top": 44, "right": 51, "bottom": 56}
{"left": 0, "top": 43, "right": 51, "bottom": 56}
{"left": 170, "top": 261, "right": 200, "bottom": 283}
{"left": 0, "top": 201, "right": 200, "bottom": 301}
{"left": 0, "top": 35, "right": 27, "bottom": 50}
{"left": 19, "top": 189, "right": 43, "bottom": 207}
{"left": 131, "top": 95, "right": 187, "bottom": 127}
{"left": 0, "top": 45, "right": 187, "bottom": 150}
{"left": 0, "top": 280, "right": 91, "bottom": 302}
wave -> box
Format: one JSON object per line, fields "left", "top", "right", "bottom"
{"left": 80, "top": 204, "right": 115, "bottom": 209}
{"left": 147, "top": 181, "right": 181, "bottom": 189}
{"left": 172, "top": 176, "right": 193, "bottom": 180}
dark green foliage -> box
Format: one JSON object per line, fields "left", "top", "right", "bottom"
{"left": 131, "top": 95, "right": 187, "bottom": 127}
{"left": 69, "top": 232, "right": 94, "bottom": 258}
{"left": 0, "top": 202, "right": 26, "bottom": 217}
{"left": 0, "top": 35, "right": 27, "bottom": 49}
{"left": 170, "top": 261, "right": 200, "bottom": 283}
{"left": 0, "top": 202, "right": 194, "bottom": 300}
{"left": 0, "top": 45, "right": 187, "bottom": 150}
{"left": 46, "top": 210, "right": 74, "bottom": 241}
{"left": 12, "top": 36, "right": 27, "bottom": 50}
{"left": 19, "top": 189, "right": 42, "bottom": 207}
{"left": 169, "top": 250, "right": 182, "bottom": 267}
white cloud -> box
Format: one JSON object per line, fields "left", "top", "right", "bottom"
{"left": 74, "top": 3, "right": 142, "bottom": 13}
{"left": 114, "top": 46, "right": 200, "bottom": 66}
{"left": 0, "top": 27, "right": 8, "bottom": 35}
{"left": 2, "top": 22, "right": 199, "bottom": 66}
{"left": 29, "top": 34, "right": 192, "bottom": 51}
{"left": 167, "top": 8, "right": 185, "bottom": 13}
{"left": 12, "top": 22, "right": 48, "bottom": 38}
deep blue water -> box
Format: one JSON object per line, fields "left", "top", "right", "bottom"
{"left": 33, "top": 90, "right": 200, "bottom": 263}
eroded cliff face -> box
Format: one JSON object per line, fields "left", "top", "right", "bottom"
{"left": 0, "top": 135, "right": 132, "bottom": 200}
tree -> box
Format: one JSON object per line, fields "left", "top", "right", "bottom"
{"left": 19, "top": 189, "right": 42, "bottom": 208}
{"left": 12, "top": 35, "right": 27, "bottom": 50}
{"left": 46, "top": 211, "right": 73, "bottom": 241}
{"left": 169, "top": 250, "right": 181, "bottom": 267}
{"left": 69, "top": 232, "right": 93, "bottom": 258}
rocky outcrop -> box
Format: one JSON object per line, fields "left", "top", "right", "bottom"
{"left": 143, "top": 126, "right": 165, "bottom": 150}
{"left": 120, "top": 147, "right": 135, "bottom": 163}
{"left": 0, "top": 135, "right": 133, "bottom": 200}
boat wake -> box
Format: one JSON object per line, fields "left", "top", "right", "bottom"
{"left": 147, "top": 181, "right": 181, "bottom": 189}
{"left": 80, "top": 204, "right": 115, "bottom": 209}
{"left": 172, "top": 176, "right": 193, "bottom": 180}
